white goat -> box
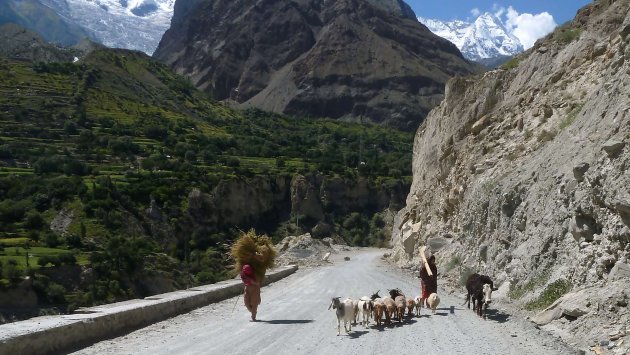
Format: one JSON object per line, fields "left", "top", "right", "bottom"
{"left": 329, "top": 297, "right": 354, "bottom": 335}
{"left": 427, "top": 293, "right": 440, "bottom": 314}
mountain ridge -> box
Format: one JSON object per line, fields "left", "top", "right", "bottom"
{"left": 155, "top": 0, "right": 480, "bottom": 131}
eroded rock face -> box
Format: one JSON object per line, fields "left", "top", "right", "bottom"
{"left": 50, "top": 207, "right": 75, "bottom": 236}
{"left": 154, "top": 0, "right": 479, "bottom": 130}
{"left": 391, "top": 0, "right": 630, "bottom": 346}
{"left": 186, "top": 173, "right": 406, "bottom": 235}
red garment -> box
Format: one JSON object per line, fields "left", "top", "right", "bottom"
{"left": 420, "top": 263, "right": 438, "bottom": 299}
{"left": 240, "top": 264, "right": 256, "bottom": 286}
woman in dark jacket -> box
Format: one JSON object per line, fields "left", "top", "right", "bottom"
{"left": 420, "top": 255, "right": 438, "bottom": 307}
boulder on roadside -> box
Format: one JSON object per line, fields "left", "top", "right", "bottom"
{"left": 609, "top": 261, "right": 630, "bottom": 282}
{"left": 573, "top": 162, "right": 590, "bottom": 182}
{"left": 275, "top": 233, "right": 343, "bottom": 267}
{"left": 532, "top": 280, "right": 630, "bottom": 326}
{"left": 602, "top": 140, "right": 625, "bottom": 158}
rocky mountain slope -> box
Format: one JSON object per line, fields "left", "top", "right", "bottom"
{"left": 418, "top": 13, "right": 524, "bottom": 64}
{"left": 0, "top": 0, "right": 89, "bottom": 46}
{"left": 391, "top": 0, "right": 630, "bottom": 350}
{"left": 154, "top": 0, "right": 479, "bottom": 131}
{"left": 0, "top": 23, "right": 78, "bottom": 62}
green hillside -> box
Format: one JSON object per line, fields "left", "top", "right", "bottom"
{"left": 0, "top": 48, "right": 413, "bottom": 316}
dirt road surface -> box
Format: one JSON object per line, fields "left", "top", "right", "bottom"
{"left": 72, "top": 249, "right": 575, "bottom": 355}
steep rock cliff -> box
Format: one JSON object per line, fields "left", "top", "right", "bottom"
{"left": 392, "top": 0, "right": 629, "bottom": 347}
{"left": 154, "top": 0, "right": 479, "bottom": 130}
{"left": 187, "top": 173, "right": 406, "bottom": 236}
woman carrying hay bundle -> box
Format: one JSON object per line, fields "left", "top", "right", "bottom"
{"left": 231, "top": 230, "right": 276, "bottom": 322}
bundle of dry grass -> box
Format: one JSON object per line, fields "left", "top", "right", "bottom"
{"left": 231, "top": 229, "right": 277, "bottom": 282}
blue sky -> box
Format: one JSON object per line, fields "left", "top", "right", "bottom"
{"left": 407, "top": 1, "right": 592, "bottom": 24}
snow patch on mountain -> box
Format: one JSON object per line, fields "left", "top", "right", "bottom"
{"left": 39, "top": 0, "right": 175, "bottom": 54}
{"left": 419, "top": 12, "right": 524, "bottom": 62}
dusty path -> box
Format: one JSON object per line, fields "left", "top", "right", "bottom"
{"left": 72, "top": 249, "right": 575, "bottom": 355}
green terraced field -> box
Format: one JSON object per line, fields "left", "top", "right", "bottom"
{"left": 0, "top": 47, "right": 413, "bottom": 311}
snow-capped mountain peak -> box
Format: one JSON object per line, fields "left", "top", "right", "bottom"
{"left": 419, "top": 12, "right": 524, "bottom": 62}
{"left": 39, "top": 0, "right": 176, "bottom": 54}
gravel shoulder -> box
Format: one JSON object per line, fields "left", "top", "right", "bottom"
{"left": 72, "top": 248, "right": 577, "bottom": 355}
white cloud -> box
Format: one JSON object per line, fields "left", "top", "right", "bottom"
{"left": 470, "top": 8, "right": 480, "bottom": 17}
{"left": 504, "top": 6, "right": 557, "bottom": 49}
{"left": 494, "top": 7, "right": 505, "bottom": 18}
{"left": 492, "top": 3, "right": 504, "bottom": 17}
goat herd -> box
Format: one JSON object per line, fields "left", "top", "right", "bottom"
{"left": 327, "top": 288, "right": 439, "bottom": 336}
{"left": 328, "top": 273, "right": 496, "bottom": 336}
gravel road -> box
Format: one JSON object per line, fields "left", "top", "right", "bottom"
{"left": 72, "top": 249, "right": 576, "bottom": 355}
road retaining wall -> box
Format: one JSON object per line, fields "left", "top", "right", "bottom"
{"left": 0, "top": 265, "right": 298, "bottom": 355}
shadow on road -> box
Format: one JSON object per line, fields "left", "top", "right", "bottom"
{"left": 437, "top": 306, "right": 464, "bottom": 312}
{"left": 485, "top": 309, "right": 511, "bottom": 323}
{"left": 257, "top": 319, "right": 314, "bottom": 324}
{"left": 348, "top": 330, "right": 369, "bottom": 339}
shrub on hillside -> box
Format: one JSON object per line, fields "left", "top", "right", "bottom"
{"left": 3, "top": 260, "right": 23, "bottom": 283}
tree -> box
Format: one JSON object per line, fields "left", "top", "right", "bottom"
{"left": 184, "top": 150, "right": 197, "bottom": 162}
{"left": 64, "top": 121, "right": 78, "bottom": 135}
{"left": 24, "top": 211, "right": 45, "bottom": 229}
{"left": 67, "top": 234, "right": 82, "bottom": 249}
{"left": 44, "top": 232, "right": 60, "bottom": 248}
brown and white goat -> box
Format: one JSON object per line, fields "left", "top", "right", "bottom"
{"left": 358, "top": 296, "right": 373, "bottom": 327}
{"left": 406, "top": 298, "right": 416, "bottom": 316}
{"left": 372, "top": 299, "right": 385, "bottom": 326}
{"left": 414, "top": 295, "right": 423, "bottom": 316}
{"left": 394, "top": 296, "right": 406, "bottom": 323}
{"left": 370, "top": 291, "right": 384, "bottom": 326}
{"left": 382, "top": 297, "right": 396, "bottom": 324}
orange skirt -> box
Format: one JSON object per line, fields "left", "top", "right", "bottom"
{"left": 244, "top": 284, "right": 261, "bottom": 306}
